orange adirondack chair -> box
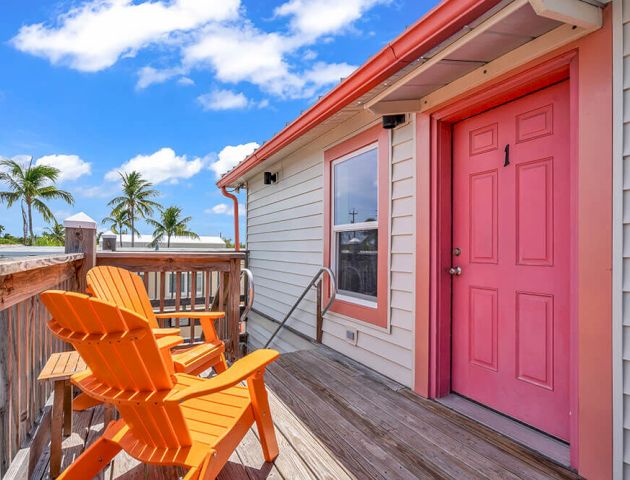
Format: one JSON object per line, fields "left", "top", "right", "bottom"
{"left": 86, "top": 265, "right": 228, "bottom": 376}
{"left": 41, "top": 290, "right": 280, "bottom": 480}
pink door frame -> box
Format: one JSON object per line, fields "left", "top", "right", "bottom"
{"left": 414, "top": 9, "right": 612, "bottom": 478}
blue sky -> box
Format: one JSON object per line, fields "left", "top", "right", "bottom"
{"left": 0, "top": 0, "right": 430, "bottom": 240}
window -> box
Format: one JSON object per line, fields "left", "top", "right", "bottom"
{"left": 324, "top": 125, "right": 389, "bottom": 328}
{"left": 332, "top": 145, "right": 379, "bottom": 303}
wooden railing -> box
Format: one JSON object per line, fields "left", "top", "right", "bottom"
{"left": 0, "top": 254, "right": 84, "bottom": 477}
{"left": 0, "top": 216, "right": 249, "bottom": 477}
{"left": 96, "top": 251, "right": 247, "bottom": 359}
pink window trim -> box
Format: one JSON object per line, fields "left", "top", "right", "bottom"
{"left": 323, "top": 125, "right": 390, "bottom": 328}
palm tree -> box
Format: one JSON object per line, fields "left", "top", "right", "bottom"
{"left": 107, "top": 171, "right": 160, "bottom": 247}
{"left": 102, "top": 208, "right": 137, "bottom": 247}
{"left": 0, "top": 158, "right": 74, "bottom": 245}
{"left": 147, "top": 206, "right": 199, "bottom": 248}
{"left": 44, "top": 220, "right": 65, "bottom": 245}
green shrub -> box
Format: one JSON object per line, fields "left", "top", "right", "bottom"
{"left": 33, "top": 236, "right": 64, "bottom": 247}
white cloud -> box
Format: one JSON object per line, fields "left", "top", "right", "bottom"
{"left": 207, "top": 203, "right": 229, "bottom": 214}
{"left": 10, "top": 154, "right": 32, "bottom": 163}
{"left": 136, "top": 67, "right": 196, "bottom": 89}
{"left": 183, "top": 24, "right": 357, "bottom": 99}
{"left": 304, "top": 61, "right": 356, "bottom": 86}
{"left": 35, "top": 154, "right": 91, "bottom": 182}
{"left": 105, "top": 147, "right": 206, "bottom": 185}
{"left": 197, "top": 88, "right": 269, "bottom": 111}
{"left": 197, "top": 89, "right": 249, "bottom": 111}
{"left": 11, "top": 0, "right": 240, "bottom": 72}
{"left": 0, "top": 154, "right": 31, "bottom": 173}
{"left": 205, "top": 202, "right": 245, "bottom": 216}
{"left": 10, "top": 0, "right": 384, "bottom": 100}
{"left": 177, "top": 76, "right": 195, "bottom": 86}
{"left": 275, "top": 0, "right": 387, "bottom": 40}
{"left": 302, "top": 49, "right": 317, "bottom": 61}
{"left": 75, "top": 183, "right": 118, "bottom": 198}
{"left": 209, "top": 142, "right": 259, "bottom": 178}
{"left": 184, "top": 24, "right": 297, "bottom": 96}
{"left": 136, "top": 66, "right": 182, "bottom": 89}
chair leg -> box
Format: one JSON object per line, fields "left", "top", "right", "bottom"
{"left": 56, "top": 436, "right": 121, "bottom": 479}
{"left": 200, "top": 451, "right": 226, "bottom": 480}
{"left": 183, "top": 464, "right": 201, "bottom": 480}
{"left": 247, "top": 370, "right": 279, "bottom": 462}
{"left": 213, "top": 355, "right": 228, "bottom": 374}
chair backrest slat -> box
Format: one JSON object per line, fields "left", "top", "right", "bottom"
{"left": 41, "top": 291, "right": 192, "bottom": 448}
{"left": 87, "top": 266, "right": 158, "bottom": 328}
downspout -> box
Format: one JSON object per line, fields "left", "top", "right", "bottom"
{"left": 221, "top": 187, "right": 240, "bottom": 251}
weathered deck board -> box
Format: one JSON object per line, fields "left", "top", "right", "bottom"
{"left": 33, "top": 347, "right": 579, "bottom": 480}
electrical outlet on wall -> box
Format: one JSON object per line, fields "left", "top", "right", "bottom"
{"left": 345, "top": 328, "right": 358, "bottom": 346}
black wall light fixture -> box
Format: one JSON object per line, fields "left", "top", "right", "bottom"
{"left": 382, "top": 114, "right": 406, "bottom": 129}
{"left": 264, "top": 172, "right": 278, "bottom": 185}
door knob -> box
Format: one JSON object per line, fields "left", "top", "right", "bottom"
{"left": 449, "top": 266, "right": 462, "bottom": 276}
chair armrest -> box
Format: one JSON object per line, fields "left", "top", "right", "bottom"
{"left": 152, "top": 327, "right": 182, "bottom": 338}
{"left": 155, "top": 313, "right": 224, "bottom": 342}
{"left": 167, "top": 349, "right": 279, "bottom": 403}
{"left": 155, "top": 311, "right": 224, "bottom": 320}
{"left": 156, "top": 335, "right": 184, "bottom": 350}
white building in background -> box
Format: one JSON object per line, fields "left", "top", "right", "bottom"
{"left": 103, "top": 233, "right": 226, "bottom": 250}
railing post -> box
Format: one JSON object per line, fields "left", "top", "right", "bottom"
{"left": 64, "top": 213, "right": 97, "bottom": 293}
{"left": 316, "top": 280, "right": 323, "bottom": 343}
{"left": 229, "top": 258, "right": 241, "bottom": 360}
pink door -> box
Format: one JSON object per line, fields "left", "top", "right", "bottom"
{"left": 451, "top": 81, "right": 570, "bottom": 441}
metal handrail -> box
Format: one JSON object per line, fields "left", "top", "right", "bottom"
{"left": 241, "top": 268, "right": 255, "bottom": 322}
{"left": 264, "top": 267, "right": 337, "bottom": 348}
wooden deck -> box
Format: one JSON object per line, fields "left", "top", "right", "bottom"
{"left": 32, "top": 347, "right": 579, "bottom": 480}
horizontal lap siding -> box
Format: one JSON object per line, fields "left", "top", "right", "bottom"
{"left": 246, "top": 148, "right": 323, "bottom": 341}
{"left": 622, "top": 0, "right": 630, "bottom": 477}
{"left": 246, "top": 116, "right": 415, "bottom": 387}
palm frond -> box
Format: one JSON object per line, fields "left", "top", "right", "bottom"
{"left": 0, "top": 191, "right": 20, "bottom": 207}
{"left": 27, "top": 164, "right": 60, "bottom": 185}
{"left": 175, "top": 229, "right": 200, "bottom": 240}
{"left": 36, "top": 186, "right": 74, "bottom": 204}
{"left": 32, "top": 199, "right": 55, "bottom": 223}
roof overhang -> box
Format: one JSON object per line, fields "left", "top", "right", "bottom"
{"left": 366, "top": 0, "right": 602, "bottom": 114}
{"left": 217, "top": 0, "right": 603, "bottom": 189}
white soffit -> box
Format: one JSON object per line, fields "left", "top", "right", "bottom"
{"left": 366, "top": 0, "right": 602, "bottom": 113}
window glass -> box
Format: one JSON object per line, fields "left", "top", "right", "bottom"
{"left": 333, "top": 148, "right": 378, "bottom": 225}
{"left": 336, "top": 229, "right": 378, "bottom": 300}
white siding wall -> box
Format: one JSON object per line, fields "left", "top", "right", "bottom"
{"left": 617, "top": 0, "right": 630, "bottom": 477}
{"left": 246, "top": 115, "right": 416, "bottom": 387}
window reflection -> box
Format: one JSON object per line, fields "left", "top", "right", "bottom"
{"left": 336, "top": 230, "right": 378, "bottom": 300}
{"left": 333, "top": 148, "right": 378, "bottom": 225}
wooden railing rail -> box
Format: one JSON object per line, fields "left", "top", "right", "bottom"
{"left": 95, "top": 251, "right": 247, "bottom": 360}
{"left": 0, "top": 254, "right": 84, "bottom": 477}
